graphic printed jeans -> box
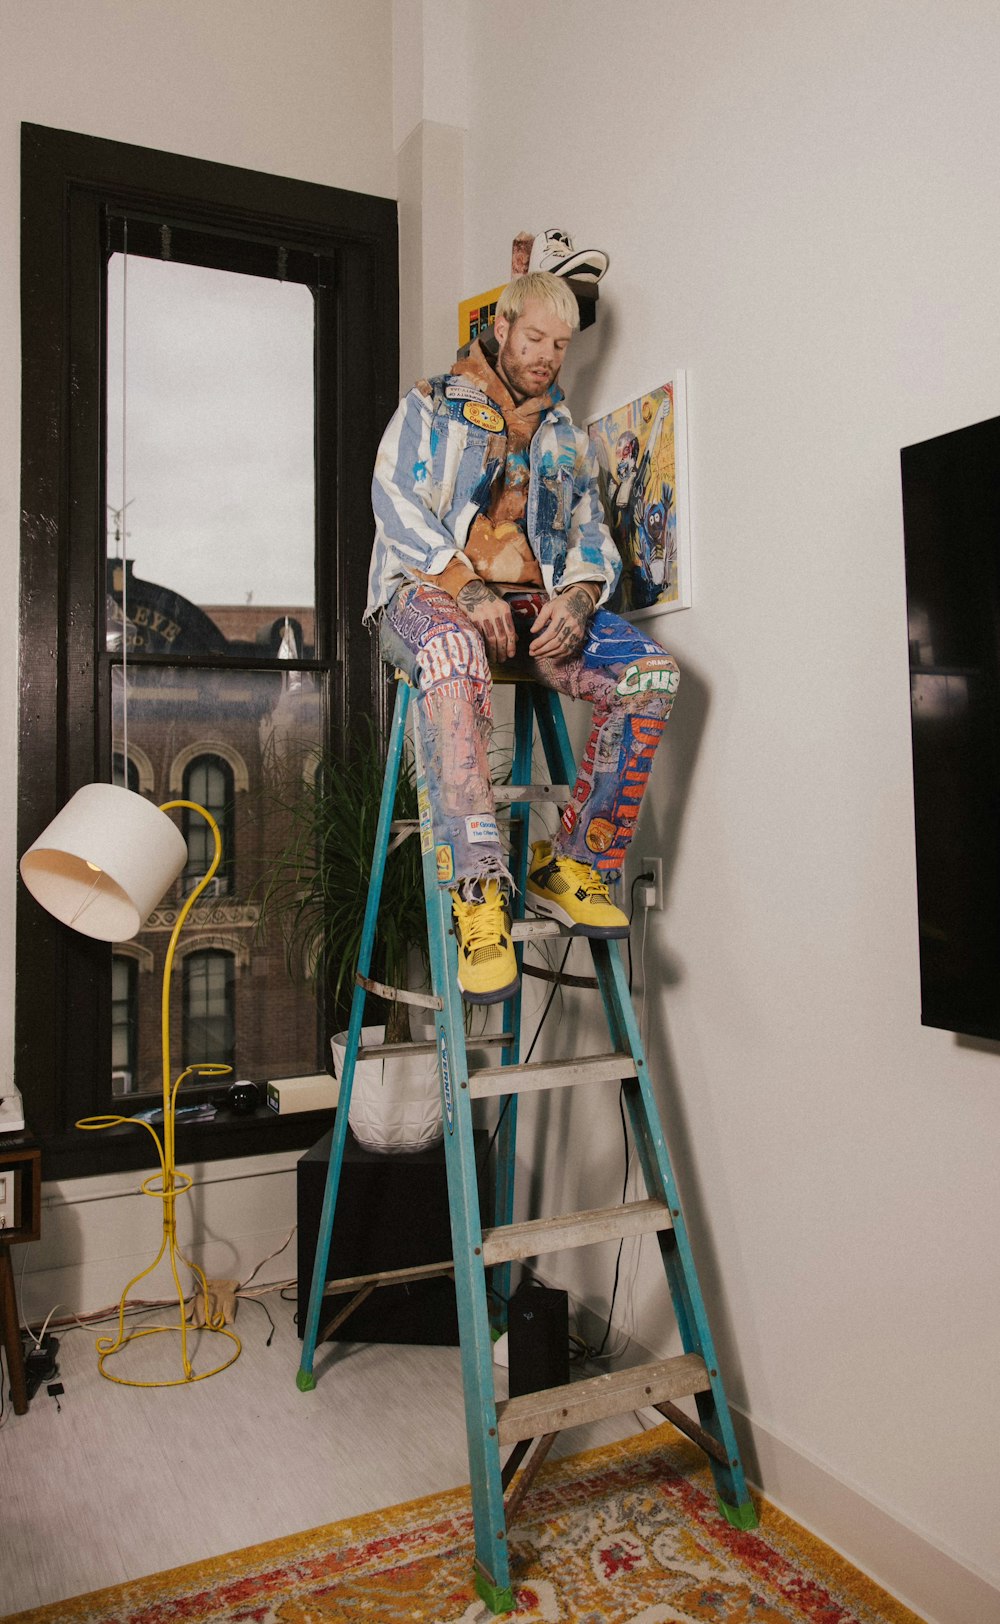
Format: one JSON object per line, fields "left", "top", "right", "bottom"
{"left": 379, "top": 582, "right": 680, "bottom": 890}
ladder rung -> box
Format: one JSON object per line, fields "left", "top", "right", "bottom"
{"left": 495, "top": 1353, "right": 711, "bottom": 1445}
{"left": 470, "top": 1052, "right": 636, "bottom": 1100}
{"left": 511, "top": 918, "right": 564, "bottom": 942}
{"left": 359, "top": 1032, "right": 512, "bottom": 1061}
{"left": 493, "top": 784, "right": 571, "bottom": 805}
{"left": 482, "top": 1198, "right": 672, "bottom": 1265}
{"left": 388, "top": 785, "right": 569, "bottom": 838}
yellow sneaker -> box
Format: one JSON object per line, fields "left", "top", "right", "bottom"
{"left": 526, "top": 841, "right": 629, "bottom": 938}
{"left": 450, "top": 879, "right": 519, "bottom": 1004}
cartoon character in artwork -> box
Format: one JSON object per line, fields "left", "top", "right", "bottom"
{"left": 595, "top": 428, "right": 642, "bottom": 559}
{"left": 631, "top": 480, "right": 676, "bottom": 608}
{"left": 594, "top": 393, "right": 674, "bottom": 606}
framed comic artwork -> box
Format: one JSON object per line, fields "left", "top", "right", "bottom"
{"left": 586, "top": 373, "right": 691, "bottom": 618}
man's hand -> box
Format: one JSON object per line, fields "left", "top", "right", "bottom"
{"left": 456, "top": 578, "right": 517, "bottom": 664}
{"left": 528, "top": 584, "right": 596, "bottom": 661}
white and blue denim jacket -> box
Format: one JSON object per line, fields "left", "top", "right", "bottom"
{"left": 365, "top": 372, "right": 621, "bottom": 622}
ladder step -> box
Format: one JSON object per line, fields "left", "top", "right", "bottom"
{"left": 494, "top": 784, "right": 571, "bottom": 805}
{"left": 388, "top": 786, "right": 569, "bottom": 843}
{"left": 511, "top": 918, "right": 564, "bottom": 943}
{"left": 470, "top": 1051, "right": 636, "bottom": 1100}
{"left": 496, "top": 1353, "right": 712, "bottom": 1444}
{"left": 482, "top": 1197, "right": 672, "bottom": 1265}
{"left": 359, "top": 1033, "right": 512, "bottom": 1061}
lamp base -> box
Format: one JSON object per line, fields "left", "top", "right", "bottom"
{"left": 97, "top": 1322, "right": 241, "bottom": 1387}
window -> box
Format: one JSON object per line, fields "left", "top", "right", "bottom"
{"left": 183, "top": 950, "right": 236, "bottom": 1072}
{"left": 111, "top": 956, "right": 138, "bottom": 1095}
{"left": 17, "top": 124, "right": 398, "bottom": 1177}
{"left": 182, "top": 755, "right": 234, "bottom": 893}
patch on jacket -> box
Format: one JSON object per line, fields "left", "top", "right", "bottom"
{"left": 463, "top": 399, "right": 505, "bottom": 433}
{"left": 445, "top": 381, "right": 490, "bottom": 402}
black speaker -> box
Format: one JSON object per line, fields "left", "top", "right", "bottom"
{"left": 297, "top": 1125, "right": 489, "bottom": 1345}
{"left": 507, "top": 1280, "right": 569, "bottom": 1397}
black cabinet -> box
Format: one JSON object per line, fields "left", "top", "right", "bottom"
{"left": 297, "top": 1125, "right": 490, "bottom": 1345}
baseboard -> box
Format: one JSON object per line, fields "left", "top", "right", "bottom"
{"left": 558, "top": 1288, "right": 998, "bottom": 1624}
{"left": 21, "top": 1151, "right": 301, "bottom": 1323}
{"left": 728, "top": 1406, "right": 999, "bottom": 1624}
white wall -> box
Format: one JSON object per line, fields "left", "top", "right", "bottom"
{"left": 452, "top": 0, "right": 1000, "bottom": 1615}
{"left": 6, "top": 2, "right": 1000, "bottom": 1615}
{"left": 0, "top": 0, "right": 396, "bottom": 1100}
{"left": 392, "top": 0, "right": 468, "bottom": 385}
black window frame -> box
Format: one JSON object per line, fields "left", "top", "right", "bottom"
{"left": 18, "top": 123, "right": 398, "bottom": 1178}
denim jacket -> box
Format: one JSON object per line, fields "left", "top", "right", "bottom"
{"left": 365, "top": 372, "right": 621, "bottom": 621}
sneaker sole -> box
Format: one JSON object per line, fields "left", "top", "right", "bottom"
{"left": 459, "top": 976, "right": 520, "bottom": 1005}
{"left": 526, "top": 892, "right": 630, "bottom": 940}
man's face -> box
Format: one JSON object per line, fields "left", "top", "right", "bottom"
{"left": 493, "top": 296, "right": 573, "bottom": 400}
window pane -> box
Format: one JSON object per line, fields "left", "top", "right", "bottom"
{"left": 111, "top": 666, "right": 323, "bottom": 1096}
{"left": 106, "top": 255, "right": 315, "bottom": 646}
{"left": 183, "top": 755, "right": 233, "bottom": 891}
{"left": 184, "top": 951, "right": 235, "bottom": 1069}
{"left": 111, "top": 956, "right": 137, "bottom": 1095}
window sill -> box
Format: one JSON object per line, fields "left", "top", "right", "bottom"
{"left": 35, "top": 1104, "right": 337, "bottom": 1182}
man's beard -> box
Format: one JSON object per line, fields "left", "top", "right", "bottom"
{"left": 496, "top": 349, "right": 555, "bottom": 402}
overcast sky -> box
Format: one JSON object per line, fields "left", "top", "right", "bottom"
{"left": 106, "top": 255, "right": 315, "bottom": 608}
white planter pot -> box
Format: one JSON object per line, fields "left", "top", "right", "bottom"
{"left": 331, "top": 1023, "right": 443, "bottom": 1155}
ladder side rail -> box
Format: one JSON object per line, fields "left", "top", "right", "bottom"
{"left": 530, "top": 683, "right": 577, "bottom": 787}
{"left": 584, "top": 938, "right": 699, "bottom": 1350}
{"left": 520, "top": 686, "right": 736, "bottom": 1504}
{"left": 590, "top": 935, "right": 716, "bottom": 1352}
{"left": 523, "top": 686, "right": 702, "bottom": 1362}
{"left": 598, "top": 938, "right": 753, "bottom": 1518}
{"left": 489, "top": 683, "right": 536, "bottom": 1326}
{"left": 415, "top": 721, "right": 514, "bottom": 1609}
{"left": 297, "top": 679, "right": 412, "bottom": 1386}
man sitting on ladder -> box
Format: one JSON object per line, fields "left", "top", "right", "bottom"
{"left": 367, "top": 270, "right": 680, "bottom": 1005}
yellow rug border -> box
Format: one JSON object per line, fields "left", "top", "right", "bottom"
{"left": 2, "top": 1421, "right": 926, "bottom": 1624}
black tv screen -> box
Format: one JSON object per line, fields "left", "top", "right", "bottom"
{"left": 902, "top": 412, "right": 1000, "bottom": 1039}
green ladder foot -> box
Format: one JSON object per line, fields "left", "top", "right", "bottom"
{"left": 474, "top": 1569, "right": 516, "bottom": 1615}
{"left": 296, "top": 1368, "right": 317, "bottom": 1392}
{"left": 718, "top": 1495, "right": 758, "bottom": 1531}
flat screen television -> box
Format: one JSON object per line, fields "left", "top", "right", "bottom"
{"left": 901, "top": 412, "right": 1000, "bottom": 1040}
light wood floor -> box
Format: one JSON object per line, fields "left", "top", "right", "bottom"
{"left": 0, "top": 1288, "right": 645, "bottom": 1618}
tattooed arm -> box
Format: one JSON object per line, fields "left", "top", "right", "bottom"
{"left": 456, "top": 577, "right": 517, "bottom": 664}
{"left": 528, "top": 582, "right": 599, "bottom": 661}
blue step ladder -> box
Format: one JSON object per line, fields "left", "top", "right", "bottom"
{"left": 297, "top": 675, "right": 757, "bottom": 1615}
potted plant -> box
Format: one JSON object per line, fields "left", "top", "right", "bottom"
{"left": 255, "top": 716, "right": 439, "bottom": 1152}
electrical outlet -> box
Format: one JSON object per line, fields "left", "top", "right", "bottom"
{"left": 640, "top": 855, "right": 663, "bottom": 910}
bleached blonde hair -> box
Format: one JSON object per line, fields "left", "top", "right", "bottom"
{"left": 495, "top": 271, "right": 580, "bottom": 331}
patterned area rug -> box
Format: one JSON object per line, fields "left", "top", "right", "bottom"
{"left": 6, "top": 1423, "right": 924, "bottom": 1624}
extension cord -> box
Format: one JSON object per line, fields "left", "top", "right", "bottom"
{"left": 21, "top": 1334, "right": 59, "bottom": 1402}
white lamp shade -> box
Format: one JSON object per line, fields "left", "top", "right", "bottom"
{"left": 19, "top": 784, "right": 188, "bottom": 941}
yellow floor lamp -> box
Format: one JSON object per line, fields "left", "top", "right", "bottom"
{"left": 20, "top": 784, "right": 241, "bottom": 1386}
